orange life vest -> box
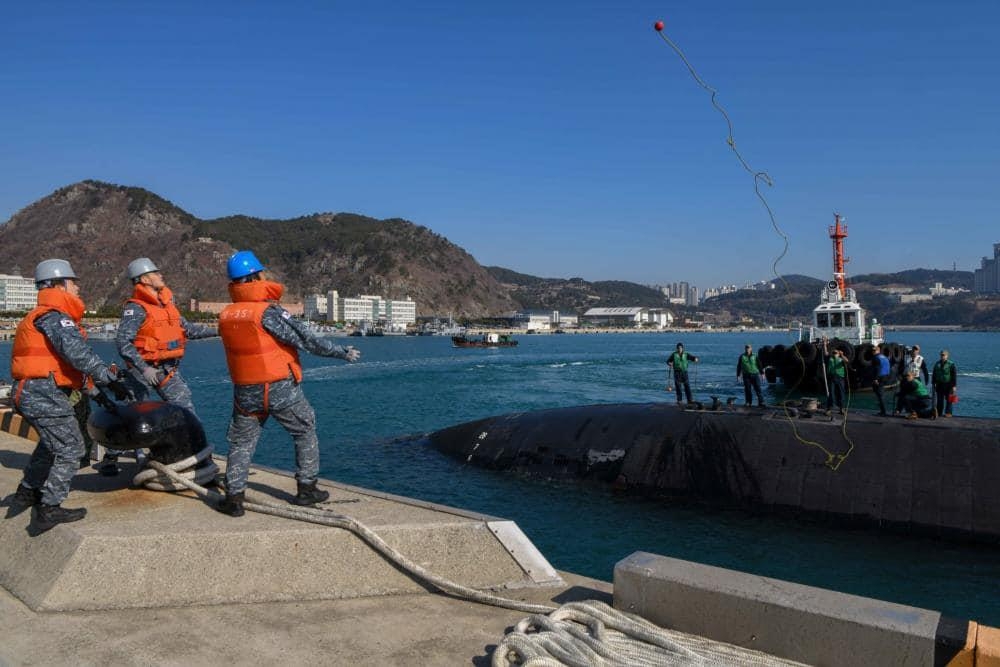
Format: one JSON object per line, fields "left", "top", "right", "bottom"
{"left": 219, "top": 280, "right": 302, "bottom": 385}
{"left": 126, "top": 284, "right": 186, "bottom": 362}
{"left": 10, "top": 288, "right": 88, "bottom": 388}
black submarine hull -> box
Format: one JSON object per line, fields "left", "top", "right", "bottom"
{"left": 428, "top": 403, "right": 1000, "bottom": 542}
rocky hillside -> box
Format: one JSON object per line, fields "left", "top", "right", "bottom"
{"left": 0, "top": 181, "right": 517, "bottom": 317}
{"left": 486, "top": 266, "right": 673, "bottom": 312}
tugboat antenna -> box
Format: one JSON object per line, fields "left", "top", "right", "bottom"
{"left": 829, "top": 214, "right": 849, "bottom": 298}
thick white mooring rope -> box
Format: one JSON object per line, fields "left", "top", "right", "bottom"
{"left": 144, "top": 461, "right": 805, "bottom": 667}
{"left": 132, "top": 445, "right": 219, "bottom": 491}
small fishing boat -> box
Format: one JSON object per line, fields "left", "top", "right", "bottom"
{"left": 452, "top": 332, "right": 518, "bottom": 348}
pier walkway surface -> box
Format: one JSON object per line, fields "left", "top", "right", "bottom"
{"left": 0, "top": 429, "right": 612, "bottom": 665}
{"left": 2, "top": 423, "right": 999, "bottom": 666}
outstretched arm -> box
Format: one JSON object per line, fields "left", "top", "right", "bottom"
{"left": 181, "top": 316, "right": 217, "bottom": 340}
{"left": 261, "top": 306, "right": 360, "bottom": 361}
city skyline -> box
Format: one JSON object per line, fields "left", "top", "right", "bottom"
{"left": 2, "top": 2, "right": 997, "bottom": 288}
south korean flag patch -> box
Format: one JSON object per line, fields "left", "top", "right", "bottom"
{"left": 60, "top": 318, "right": 76, "bottom": 328}
{"left": 281, "top": 310, "right": 291, "bottom": 320}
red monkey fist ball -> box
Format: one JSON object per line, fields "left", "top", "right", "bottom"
{"left": 654, "top": 20, "right": 664, "bottom": 31}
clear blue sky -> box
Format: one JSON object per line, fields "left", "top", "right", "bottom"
{"left": 2, "top": 1, "right": 997, "bottom": 289}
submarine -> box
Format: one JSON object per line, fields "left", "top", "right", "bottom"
{"left": 427, "top": 402, "right": 1000, "bottom": 543}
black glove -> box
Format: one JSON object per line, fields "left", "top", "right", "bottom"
{"left": 108, "top": 379, "right": 133, "bottom": 402}
{"left": 86, "top": 386, "right": 117, "bottom": 411}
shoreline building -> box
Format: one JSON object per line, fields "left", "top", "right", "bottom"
{"left": 513, "top": 310, "right": 579, "bottom": 331}
{"left": 305, "top": 291, "right": 417, "bottom": 328}
{"left": 974, "top": 243, "right": 1000, "bottom": 294}
{"left": 581, "top": 307, "right": 674, "bottom": 329}
{"left": 0, "top": 274, "right": 38, "bottom": 312}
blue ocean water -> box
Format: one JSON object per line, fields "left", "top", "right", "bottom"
{"left": 2, "top": 330, "right": 999, "bottom": 624}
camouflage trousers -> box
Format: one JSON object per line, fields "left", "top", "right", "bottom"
{"left": 21, "top": 413, "right": 87, "bottom": 506}
{"left": 122, "top": 367, "right": 197, "bottom": 416}
{"left": 224, "top": 399, "right": 319, "bottom": 495}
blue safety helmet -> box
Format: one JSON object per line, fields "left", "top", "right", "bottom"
{"left": 227, "top": 250, "right": 266, "bottom": 281}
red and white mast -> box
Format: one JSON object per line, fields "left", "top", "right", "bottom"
{"left": 829, "top": 214, "right": 849, "bottom": 299}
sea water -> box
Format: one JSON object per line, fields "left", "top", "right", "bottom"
{"left": 2, "top": 331, "right": 998, "bottom": 624}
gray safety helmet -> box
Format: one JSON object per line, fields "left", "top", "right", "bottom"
{"left": 34, "top": 259, "right": 77, "bottom": 287}
{"left": 127, "top": 257, "right": 160, "bottom": 282}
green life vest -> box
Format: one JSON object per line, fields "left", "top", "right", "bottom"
{"left": 826, "top": 355, "right": 846, "bottom": 378}
{"left": 740, "top": 353, "right": 759, "bottom": 375}
{"left": 911, "top": 378, "right": 930, "bottom": 398}
{"left": 671, "top": 351, "right": 689, "bottom": 372}
{"left": 932, "top": 359, "right": 955, "bottom": 384}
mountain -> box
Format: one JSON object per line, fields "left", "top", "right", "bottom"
{"left": 0, "top": 181, "right": 231, "bottom": 309}
{"left": 2, "top": 181, "right": 994, "bottom": 325}
{"left": 486, "top": 267, "right": 673, "bottom": 312}
{"left": 699, "top": 271, "right": 1000, "bottom": 328}
{"left": 0, "top": 181, "right": 517, "bottom": 317}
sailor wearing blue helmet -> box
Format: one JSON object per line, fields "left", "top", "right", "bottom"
{"left": 216, "top": 250, "right": 361, "bottom": 516}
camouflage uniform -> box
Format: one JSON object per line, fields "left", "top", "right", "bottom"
{"left": 224, "top": 305, "right": 354, "bottom": 494}
{"left": 15, "top": 311, "right": 116, "bottom": 506}
{"left": 116, "top": 306, "right": 216, "bottom": 416}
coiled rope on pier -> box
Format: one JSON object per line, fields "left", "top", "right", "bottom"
{"left": 133, "top": 446, "right": 219, "bottom": 491}
{"left": 493, "top": 601, "right": 805, "bottom": 666}
{"left": 146, "top": 461, "right": 804, "bottom": 667}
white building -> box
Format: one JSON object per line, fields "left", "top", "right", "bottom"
{"left": 303, "top": 294, "right": 328, "bottom": 321}
{"left": 581, "top": 307, "right": 673, "bottom": 328}
{"left": 928, "top": 282, "right": 968, "bottom": 297}
{"left": 310, "top": 290, "right": 416, "bottom": 326}
{"left": 341, "top": 296, "right": 379, "bottom": 324}
{"left": 0, "top": 274, "right": 38, "bottom": 312}
{"left": 325, "top": 290, "right": 340, "bottom": 322}
{"left": 386, "top": 297, "right": 416, "bottom": 326}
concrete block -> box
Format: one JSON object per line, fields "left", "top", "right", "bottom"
{"left": 0, "top": 431, "right": 561, "bottom": 611}
{"left": 0, "top": 408, "right": 39, "bottom": 442}
{"left": 614, "top": 551, "right": 975, "bottom": 667}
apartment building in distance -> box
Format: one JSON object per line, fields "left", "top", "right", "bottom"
{"left": 304, "top": 290, "right": 417, "bottom": 327}
{"left": 0, "top": 274, "right": 38, "bottom": 312}
{"left": 974, "top": 242, "right": 1000, "bottom": 294}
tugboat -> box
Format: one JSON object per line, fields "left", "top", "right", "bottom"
{"left": 759, "top": 214, "right": 901, "bottom": 391}
{"left": 451, "top": 332, "right": 518, "bottom": 348}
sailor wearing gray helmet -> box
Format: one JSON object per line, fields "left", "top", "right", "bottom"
{"left": 8, "top": 259, "right": 130, "bottom": 531}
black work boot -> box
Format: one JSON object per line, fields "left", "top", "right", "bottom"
{"left": 217, "top": 492, "right": 245, "bottom": 517}
{"left": 99, "top": 453, "right": 120, "bottom": 477}
{"left": 12, "top": 483, "right": 42, "bottom": 508}
{"left": 293, "top": 481, "right": 330, "bottom": 506}
{"left": 33, "top": 504, "right": 87, "bottom": 532}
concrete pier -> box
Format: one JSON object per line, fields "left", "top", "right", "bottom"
{"left": 3, "top": 422, "right": 998, "bottom": 665}
{"left": 0, "top": 430, "right": 560, "bottom": 612}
